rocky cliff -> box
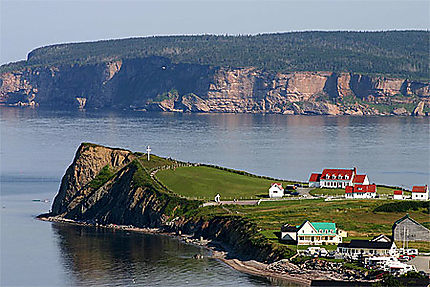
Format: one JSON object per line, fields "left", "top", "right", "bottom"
{"left": 2, "top": 57, "right": 429, "bottom": 115}
{"left": 44, "top": 143, "right": 291, "bottom": 262}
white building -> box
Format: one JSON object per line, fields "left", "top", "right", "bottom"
{"left": 281, "top": 220, "right": 344, "bottom": 245}
{"left": 345, "top": 184, "right": 377, "bottom": 199}
{"left": 308, "top": 168, "right": 369, "bottom": 189}
{"left": 268, "top": 183, "right": 284, "bottom": 198}
{"left": 393, "top": 190, "right": 403, "bottom": 200}
{"left": 337, "top": 240, "right": 398, "bottom": 259}
{"left": 411, "top": 185, "right": 429, "bottom": 201}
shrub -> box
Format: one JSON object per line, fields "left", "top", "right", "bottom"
{"left": 374, "top": 201, "right": 430, "bottom": 214}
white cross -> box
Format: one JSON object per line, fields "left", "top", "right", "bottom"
{"left": 146, "top": 145, "right": 151, "bottom": 161}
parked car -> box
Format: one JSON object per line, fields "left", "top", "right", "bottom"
{"left": 406, "top": 249, "right": 418, "bottom": 256}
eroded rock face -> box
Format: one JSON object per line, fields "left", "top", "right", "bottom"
{"left": 1, "top": 57, "right": 429, "bottom": 115}
{"left": 52, "top": 144, "right": 134, "bottom": 215}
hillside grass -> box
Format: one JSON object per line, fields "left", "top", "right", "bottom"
{"left": 156, "top": 166, "right": 294, "bottom": 200}
{"left": 88, "top": 165, "right": 115, "bottom": 190}
{"left": 138, "top": 154, "right": 429, "bottom": 252}
{"left": 224, "top": 199, "right": 429, "bottom": 238}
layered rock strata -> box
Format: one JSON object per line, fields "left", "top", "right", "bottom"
{"left": 1, "top": 57, "right": 429, "bottom": 115}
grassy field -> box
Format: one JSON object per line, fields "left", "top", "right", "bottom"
{"left": 223, "top": 199, "right": 429, "bottom": 241}
{"left": 156, "top": 166, "right": 295, "bottom": 200}
{"left": 309, "top": 188, "right": 345, "bottom": 196}
{"left": 154, "top": 161, "right": 429, "bottom": 252}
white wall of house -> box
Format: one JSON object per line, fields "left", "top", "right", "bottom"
{"left": 320, "top": 179, "right": 352, "bottom": 188}
{"left": 412, "top": 192, "right": 429, "bottom": 201}
{"left": 393, "top": 194, "right": 403, "bottom": 200}
{"left": 281, "top": 231, "right": 297, "bottom": 241}
{"left": 362, "top": 176, "right": 370, "bottom": 185}
{"left": 345, "top": 192, "right": 376, "bottom": 199}
{"left": 337, "top": 244, "right": 398, "bottom": 258}
{"left": 295, "top": 222, "right": 341, "bottom": 245}
{"left": 269, "top": 185, "right": 284, "bottom": 198}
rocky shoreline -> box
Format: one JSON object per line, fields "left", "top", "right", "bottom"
{"left": 38, "top": 215, "right": 379, "bottom": 286}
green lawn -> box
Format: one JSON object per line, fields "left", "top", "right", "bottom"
{"left": 154, "top": 159, "right": 428, "bottom": 252}
{"left": 224, "top": 199, "right": 429, "bottom": 238}
{"left": 309, "top": 188, "right": 345, "bottom": 196}
{"left": 156, "top": 166, "right": 293, "bottom": 200}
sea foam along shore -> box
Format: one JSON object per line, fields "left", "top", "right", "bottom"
{"left": 37, "top": 215, "right": 311, "bottom": 286}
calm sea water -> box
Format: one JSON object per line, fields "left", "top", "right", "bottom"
{"left": 1, "top": 107, "right": 429, "bottom": 286}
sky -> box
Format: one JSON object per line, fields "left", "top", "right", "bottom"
{"left": 0, "top": 0, "right": 429, "bottom": 65}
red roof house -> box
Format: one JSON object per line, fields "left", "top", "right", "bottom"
{"left": 321, "top": 168, "right": 355, "bottom": 180}
{"left": 412, "top": 185, "right": 428, "bottom": 193}
{"left": 411, "top": 185, "right": 429, "bottom": 201}
{"left": 345, "top": 184, "right": 377, "bottom": 199}
{"left": 308, "top": 167, "right": 369, "bottom": 189}
{"left": 393, "top": 190, "right": 403, "bottom": 200}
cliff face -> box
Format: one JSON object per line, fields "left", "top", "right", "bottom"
{"left": 1, "top": 56, "right": 429, "bottom": 115}
{"left": 51, "top": 144, "right": 135, "bottom": 216}
{"left": 46, "top": 143, "right": 290, "bottom": 262}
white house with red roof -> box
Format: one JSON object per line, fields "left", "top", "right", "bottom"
{"left": 269, "top": 183, "right": 284, "bottom": 198}
{"left": 411, "top": 185, "right": 429, "bottom": 201}
{"left": 309, "top": 173, "right": 321, "bottom": 187}
{"left": 393, "top": 190, "right": 404, "bottom": 200}
{"left": 345, "top": 184, "right": 377, "bottom": 199}
{"left": 308, "top": 168, "right": 369, "bottom": 189}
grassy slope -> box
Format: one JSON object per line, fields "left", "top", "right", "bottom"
{"left": 224, "top": 199, "right": 429, "bottom": 251}
{"left": 156, "top": 166, "right": 295, "bottom": 200}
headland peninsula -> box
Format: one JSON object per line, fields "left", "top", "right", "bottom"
{"left": 38, "top": 143, "right": 430, "bottom": 286}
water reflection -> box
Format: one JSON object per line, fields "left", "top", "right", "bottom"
{"left": 51, "top": 223, "right": 276, "bottom": 286}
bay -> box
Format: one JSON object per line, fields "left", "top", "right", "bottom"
{"left": 1, "top": 107, "right": 429, "bottom": 286}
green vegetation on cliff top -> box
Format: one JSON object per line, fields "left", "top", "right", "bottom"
{"left": 83, "top": 146, "right": 429, "bottom": 256}
{"left": 1, "top": 31, "right": 428, "bottom": 80}
{"left": 152, "top": 162, "right": 429, "bottom": 252}
{"left": 157, "top": 166, "right": 296, "bottom": 200}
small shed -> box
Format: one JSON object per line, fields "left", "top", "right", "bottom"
{"left": 393, "top": 190, "right": 403, "bottom": 200}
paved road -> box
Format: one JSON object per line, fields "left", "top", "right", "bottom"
{"left": 202, "top": 200, "right": 259, "bottom": 207}
{"left": 406, "top": 256, "right": 430, "bottom": 273}
{"left": 296, "top": 187, "right": 314, "bottom": 197}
